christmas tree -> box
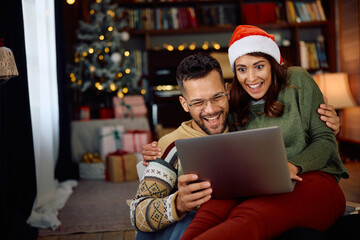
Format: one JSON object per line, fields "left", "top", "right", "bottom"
{"left": 68, "top": 0, "right": 143, "bottom": 98}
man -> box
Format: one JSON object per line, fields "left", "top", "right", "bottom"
{"left": 130, "top": 53, "right": 341, "bottom": 239}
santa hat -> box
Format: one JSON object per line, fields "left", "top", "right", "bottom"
{"left": 228, "top": 25, "right": 283, "bottom": 72}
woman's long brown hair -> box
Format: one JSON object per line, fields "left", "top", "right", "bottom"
{"left": 229, "top": 52, "right": 289, "bottom": 127}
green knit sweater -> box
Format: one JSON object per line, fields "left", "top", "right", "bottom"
{"left": 229, "top": 67, "right": 349, "bottom": 181}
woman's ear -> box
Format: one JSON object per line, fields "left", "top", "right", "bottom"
{"left": 179, "top": 95, "right": 190, "bottom": 112}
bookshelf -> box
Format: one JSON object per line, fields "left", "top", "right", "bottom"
{"left": 76, "top": 0, "right": 337, "bottom": 127}
{"left": 109, "top": 0, "right": 335, "bottom": 128}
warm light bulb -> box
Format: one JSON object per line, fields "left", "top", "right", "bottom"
{"left": 117, "top": 72, "right": 123, "bottom": 78}
{"left": 96, "top": 0, "right": 101, "bottom": 3}
{"left": 124, "top": 51, "right": 130, "bottom": 57}
{"left": 104, "top": 47, "right": 110, "bottom": 53}
{"left": 82, "top": 51, "right": 88, "bottom": 57}
{"left": 202, "top": 41, "right": 209, "bottom": 50}
{"left": 167, "top": 45, "right": 174, "bottom": 51}
{"left": 117, "top": 91, "right": 124, "bottom": 98}
{"left": 98, "top": 55, "right": 104, "bottom": 60}
{"left": 122, "top": 87, "right": 129, "bottom": 94}
{"left": 66, "top": 0, "right": 75, "bottom": 5}
{"left": 107, "top": 42, "right": 112, "bottom": 47}
{"left": 77, "top": 79, "right": 82, "bottom": 85}
{"left": 212, "top": 42, "right": 221, "bottom": 50}
{"left": 90, "top": 9, "right": 95, "bottom": 15}
{"left": 125, "top": 68, "right": 131, "bottom": 74}
{"left": 88, "top": 48, "right": 94, "bottom": 54}
{"left": 189, "top": 42, "right": 196, "bottom": 50}
{"left": 90, "top": 66, "right": 95, "bottom": 72}
{"left": 108, "top": 26, "right": 113, "bottom": 32}
{"left": 141, "top": 89, "right": 146, "bottom": 95}
{"left": 99, "top": 35, "right": 105, "bottom": 40}
{"left": 110, "top": 83, "right": 116, "bottom": 91}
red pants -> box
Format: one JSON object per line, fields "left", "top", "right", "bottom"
{"left": 181, "top": 172, "right": 345, "bottom": 240}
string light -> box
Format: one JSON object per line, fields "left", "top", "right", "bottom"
{"left": 90, "top": 66, "right": 95, "bottom": 72}
{"left": 77, "top": 79, "right": 82, "bottom": 85}
{"left": 99, "top": 35, "right": 105, "bottom": 40}
{"left": 107, "top": 42, "right": 112, "bottom": 47}
{"left": 110, "top": 83, "right": 116, "bottom": 91}
{"left": 125, "top": 68, "right": 131, "bottom": 74}
{"left": 98, "top": 55, "right": 104, "bottom": 60}
{"left": 95, "top": 82, "right": 103, "bottom": 90}
{"left": 96, "top": 0, "right": 102, "bottom": 3}
{"left": 70, "top": 73, "right": 76, "bottom": 82}
{"left": 88, "top": 48, "right": 94, "bottom": 54}
{"left": 117, "top": 91, "right": 124, "bottom": 98}
{"left": 122, "top": 87, "right": 129, "bottom": 94}
{"left": 107, "top": 10, "right": 115, "bottom": 18}
{"left": 124, "top": 51, "right": 130, "bottom": 57}
{"left": 90, "top": 9, "right": 95, "bottom": 15}
{"left": 74, "top": 57, "right": 79, "bottom": 63}
{"left": 202, "top": 41, "right": 209, "bottom": 50}
{"left": 82, "top": 51, "right": 88, "bottom": 57}
{"left": 212, "top": 41, "right": 221, "bottom": 50}
{"left": 117, "top": 72, "right": 123, "bottom": 78}
{"left": 189, "top": 42, "right": 196, "bottom": 50}
{"left": 141, "top": 89, "right": 146, "bottom": 95}
{"left": 104, "top": 47, "right": 110, "bottom": 53}
{"left": 66, "top": 0, "right": 75, "bottom": 5}
{"left": 108, "top": 26, "right": 113, "bottom": 32}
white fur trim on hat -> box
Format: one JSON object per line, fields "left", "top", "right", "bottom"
{"left": 228, "top": 35, "right": 281, "bottom": 72}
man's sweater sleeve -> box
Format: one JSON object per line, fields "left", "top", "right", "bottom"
{"left": 130, "top": 143, "right": 183, "bottom": 232}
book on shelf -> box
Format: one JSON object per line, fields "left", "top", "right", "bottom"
{"left": 286, "top": 1, "right": 326, "bottom": 23}
{"left": 200, "top": 4, "right": 237, "bottom": 27}
{"left": 299, "top": 39, "right": 327, "bottom": 70}
{"left": 242, "top": 2, "right": 277, "bottom": 25}
{"left": 127, "top": 7, "right": 198, "bottom": 31}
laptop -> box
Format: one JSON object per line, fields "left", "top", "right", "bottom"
{"left": 175, "top": 126, "right": 295, "bottom": 198}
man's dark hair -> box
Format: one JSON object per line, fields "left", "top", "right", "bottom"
{"left": 176, "top": 53, "right": 224, "bottom": 93}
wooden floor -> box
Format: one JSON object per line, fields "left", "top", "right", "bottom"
{"left": 37, "top": 230, "right": 136, "bottom": 240}
{"left": 38, "top": 161, "right": 360, "bottom": 240}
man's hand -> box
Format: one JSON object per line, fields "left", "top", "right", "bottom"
{"left": 176, "top": 174, "right": 212, "bottom": 216}
{"left": 318, "top": 96, "right": 340, "bottom": 135}
{"left": 288, "top": 162, "right": 303, "bottom": 182}
{"left": 141, "top": 141, "right": 161, "bottom": 166}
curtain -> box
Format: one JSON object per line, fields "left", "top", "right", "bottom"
{"left": 22, "top": 0, "right": 77, "bottom": 230}
{"left": 0, "top": 0, "right": 38, "bottom": 239}
{"left": 54, "top": 0, "right": 79, "bottom": 182}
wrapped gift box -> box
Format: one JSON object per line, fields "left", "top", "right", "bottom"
{"left": 79, "top": 163, "right": 105, "bottom": 180}
{"left": 99, "top": 125, "right": 125, "bottom": 161}
{"left": 122, "top": 130, "right": 152, "bottom": 153}
{"left": 79, "top": 152, "right": 105, "bottom": 180}
{"left": 106, "top": 150, "right": 141, "bottom": 182}
{"left": 113, "top": 95, "right": 147, "bottom": 119}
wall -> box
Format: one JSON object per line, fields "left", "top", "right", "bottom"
{"left": 339, "top": 0, "right": 360, "bottom": 104}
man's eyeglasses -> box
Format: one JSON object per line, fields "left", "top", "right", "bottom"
{"left": 184, "top": 92, "right": 228, "bottom": 111}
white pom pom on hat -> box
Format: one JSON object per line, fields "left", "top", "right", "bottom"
{"left": 228, "top": 25, "right": 283, "bottom": 72}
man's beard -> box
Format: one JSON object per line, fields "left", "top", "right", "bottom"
{"left": 191, "top": 110, "right": 228, "bottom": 135}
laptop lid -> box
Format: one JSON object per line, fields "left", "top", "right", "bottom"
{"left": 175, "top": 126, "right": 294, "bottom": 198}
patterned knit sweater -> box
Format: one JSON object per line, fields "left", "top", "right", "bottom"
{"left": 130, "top": 120, "right": 228, "bottom": 232}
{"left": 229, "top": 66, "right": 349, "bottom": 181}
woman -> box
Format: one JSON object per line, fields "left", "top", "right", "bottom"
{"left": 179, "top": 25, "right": 349, "bottom": 240}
